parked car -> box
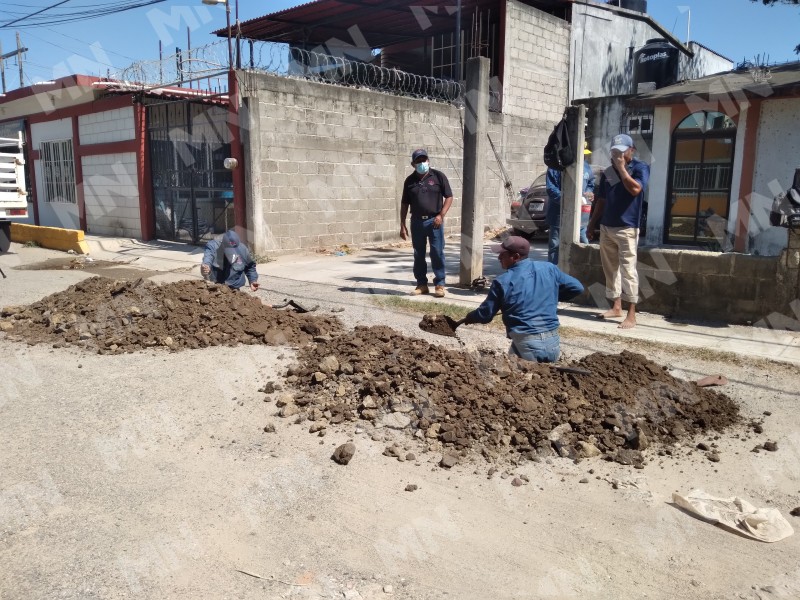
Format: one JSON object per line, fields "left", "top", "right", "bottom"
{"left": 507, "top": 165, "right": 604, "bottom": 240}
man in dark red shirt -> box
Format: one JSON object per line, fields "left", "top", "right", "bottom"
{"left": 399, "top": 148, "right": 454, "bottom": 298}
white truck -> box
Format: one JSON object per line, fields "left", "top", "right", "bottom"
{"left": 0, "top": 133, "right": 28, "bottom": 252}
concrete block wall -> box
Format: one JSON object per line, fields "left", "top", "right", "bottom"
{"left": 502, "top": 0, "right": 570, "bottom": 124}
{"left": 568, "top": 244, "right": 797, "bottom": 325}
{"left": 81, "top": 152, "right": 141, "bottom": 238}
{"left": 241, "top": 71, "right": 552, "bottom": 253}
{"left": 78, "top": 107, "right": 135, "bottom": 145}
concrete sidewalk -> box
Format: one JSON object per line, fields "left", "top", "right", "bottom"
{"left": 62, "top": 235, "right": 799, "bottom": 366}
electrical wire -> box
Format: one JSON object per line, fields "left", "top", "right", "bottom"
{"left": 0, "top": 0, "right": 168, "bottom": 29}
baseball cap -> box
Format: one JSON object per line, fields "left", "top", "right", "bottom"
{"left": 610, "top": 134, "right": 634, "bottom": 152}
{"left": 491, "top": 235, "right": 530, "bottom": 258}
{"left": 411, "top": 148, "right": 428, "bottom": 162}
{"left": 222, "top": 229, "right": 240, "bottom": 247}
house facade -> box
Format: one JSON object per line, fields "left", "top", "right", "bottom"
{"left": 0, "top": 76, "right": 235, "bottom": 244}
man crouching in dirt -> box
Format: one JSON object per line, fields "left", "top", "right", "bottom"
{"left": 461, "top": 236, "right": 583, "bottom": 363}
{"left": 200, "top": 229, "right": 260, "bottom": 292}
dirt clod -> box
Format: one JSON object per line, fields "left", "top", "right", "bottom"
{"left": 763, "top": 441, "right": 778, "bottom": 452}
{"left": 332, "top": 442, "right": 356, "bottom": 465}
{"left": 790, "top": 507, "right": 800, "bottom": 517}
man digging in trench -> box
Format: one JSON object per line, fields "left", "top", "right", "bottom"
{"left": 454, "top": 236, "right": 584, "bottom": 363}
{"left": 200, "top": 229, "right": 260, "bottom": 292}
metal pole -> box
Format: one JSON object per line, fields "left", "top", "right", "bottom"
{"left": 187, "top": 26, "right": 192, "bottom": 89}
{"left": 226, "top": 1, "right": 233, "bottom": 71}
{"left": 454, "top": 0, "right": 462, "bottom": 81}
{"left": 235, "top": 0, "right": 241, "bottom": 69}
{"left": 16, "top": 32, "right": 23, "bottom": 87}
{"left": 0, "top": 41, "right": 5, "bottom": 94}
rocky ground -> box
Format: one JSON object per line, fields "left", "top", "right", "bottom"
{"left": 1, "top": 266, "right": 798, "bottom": 600}
{"left": 2, "top": 278, "right": 741, "bottom": 469}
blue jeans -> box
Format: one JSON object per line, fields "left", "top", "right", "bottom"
{"left": 549, "top": 224, "right": 589, "bottom": 265}
{"left": 410, "top": 216, "right": 445, "bottom": 286}
{"left": 547, "top": 225, "right": 560, "bottom": 265}
{"left": 509, "top": 329, "right": 561, "bottom": 363}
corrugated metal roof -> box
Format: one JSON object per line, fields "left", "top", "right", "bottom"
{"left": 219, "top": 0, "right": 570, "bottom": 46}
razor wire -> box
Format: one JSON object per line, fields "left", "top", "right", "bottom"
{"left": 112, "top": 40, "right": 464, "bottom": 104}
{"left": 253, "top": 44, "right": 466, "bottom": 105}
{"left": 111, "top": 39, "right": 494, "bottom": 108}
{"left": 110, "top": 40, "right": 230, "bottom": 89}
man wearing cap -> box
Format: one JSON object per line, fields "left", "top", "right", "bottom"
{"left": 586, "top": 134, "right": 650, "bottom": 329}
{"left": 400, "top": 148, "right": 454, "bottom": 298}
{"left": 545, "top": 141, "right": 596, "bottom": 264}
{"left": 200, "top": 229, "right": 260, "bottom": 291}
{"left": 460, "top": 236, "right": 584, "bottom": 363}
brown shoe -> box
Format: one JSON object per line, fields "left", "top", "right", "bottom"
{"left": 411, "top": 285, "right": 429, "bottom": 296}
{"left": 434, "top": 286, "right": 446, "bottom": 298}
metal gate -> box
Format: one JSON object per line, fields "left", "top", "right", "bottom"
{"left": 146, "top": 100, "right": 234, "bottom": 244}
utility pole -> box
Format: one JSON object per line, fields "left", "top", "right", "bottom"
{"left": 0, "top": 41, "right": 5, "bottom": 94}
{"left": 459, "top": 56, "right": 490, "bottom": 286}
{"left": 16, "top": 32, "right": 24, "bottom": 87}
{"left": 0, "top": 36, "right": 29, "bottom": 92}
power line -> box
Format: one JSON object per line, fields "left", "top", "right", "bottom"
{"left": 2, "top": 0, "right": 71, "bottom": 29}
{"left": 0, "top": 0, "right": 167, "bottom": 29}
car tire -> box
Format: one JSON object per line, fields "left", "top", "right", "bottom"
{"left": 0, "top": 222, "right": 11, "bottom": 253}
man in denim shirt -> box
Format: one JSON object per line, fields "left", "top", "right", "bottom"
{"left": 200, "top": 229, "right": 260, "bottom": 291}
{"left": 462, "top": 236, "right": 584, "bottom": 362}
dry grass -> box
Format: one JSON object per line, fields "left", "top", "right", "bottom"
{"left": 372, "top": 297, "right": 791, "bottom": 368}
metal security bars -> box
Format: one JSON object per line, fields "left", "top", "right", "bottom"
{"left": 40, "top": 140, "right": 76, "bottom": 204}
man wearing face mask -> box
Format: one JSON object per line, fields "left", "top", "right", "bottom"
{"left": 586, "top": 134, "right": 650, "bottom": 329}
{"left": 400, "top": 148, "right": 454, "bottom": 298}
{"left": 200, "top": 229, "right": 260, "bottom": 291}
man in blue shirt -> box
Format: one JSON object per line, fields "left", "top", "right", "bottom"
{"left": 461, "top": 236, "right": 584, "bottom": 363}
{"left": 587, "top": 134, "right": 650, "bottom": 329}
{"left": 200, "top": 229, "right": 260, "bottom": 291}
{"left": 545, "top": 142, "right": 595, "bottom": 264}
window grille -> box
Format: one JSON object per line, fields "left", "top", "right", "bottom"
{"left": 40, "top": 139, "right": 76, "bottom": 204}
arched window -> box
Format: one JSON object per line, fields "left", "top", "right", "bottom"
{"left": 665, "top": 111, "right": 736, "bottom": 247}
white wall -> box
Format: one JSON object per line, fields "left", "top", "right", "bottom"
{"left": 570, "top": 3, "right": 661, "bottom": 99}
{"left": 78, "top": 107, "right": 135, "bottom": 145}
{"left": 81, "top": 152, "right": 141, "bottom": 238}
{"left": 750, "top": 98, "right": 799, "bottom": 255}
{"left": 680, "top": 42, "right": 733, "bottom": 81}
{"left": 30, "top": 118, "right": 80, "bottom": 230}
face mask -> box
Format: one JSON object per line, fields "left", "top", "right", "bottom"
{"left": 415, "top": 161, "right": 429, "bottom": 175}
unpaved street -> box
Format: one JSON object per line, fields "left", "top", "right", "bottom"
{"left": 1, "top": 248, "right": 799, "bottom": 600}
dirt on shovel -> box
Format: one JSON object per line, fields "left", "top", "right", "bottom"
{"left": 419, "top": 314, "right": 459, "bottom": 338}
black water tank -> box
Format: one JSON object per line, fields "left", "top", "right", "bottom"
{"left": 608, "top": 0, "right": 648, "bottom": 12}
{"left": 634, "top": 38, "right": 679, "bottom": 93}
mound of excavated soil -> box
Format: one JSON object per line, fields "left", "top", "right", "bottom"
{"left": 0, "top": 276, "right": 343, "bottom": 353}
{"left": 283, "top": 325, "right": 740, "bottom": 464}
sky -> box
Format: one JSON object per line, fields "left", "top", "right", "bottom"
{"left": 0, "top": 0, "right": 798, "bottom": 89}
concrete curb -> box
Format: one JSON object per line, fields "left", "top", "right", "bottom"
{"left": 11, "top": 223, "right": 90, "bottom": 254}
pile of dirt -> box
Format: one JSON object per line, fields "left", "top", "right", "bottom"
{"left": 0, "top": 276, "right": 343, "bottom": 353}
{"left": 282, "top": 325, "right": 740, "bottom": 465}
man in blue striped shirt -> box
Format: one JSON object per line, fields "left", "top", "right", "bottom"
{"left": 461, "top": 236, "right": 584, "bottom": 363}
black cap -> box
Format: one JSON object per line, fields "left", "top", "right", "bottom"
{"left": 411, "top": 148, "right": 428, "bottom": 162}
